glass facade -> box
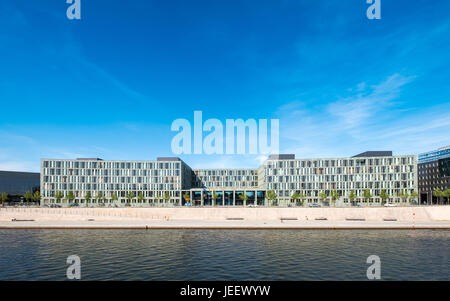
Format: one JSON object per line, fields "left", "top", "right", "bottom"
{"left": 40, "top": 153, "right": 418, "bottom": 207}
{"left": 258, "top": 155, "right": 417, "bottom": 205}
{"left": 418, "top": 146, "right": 450, "bottom": 163}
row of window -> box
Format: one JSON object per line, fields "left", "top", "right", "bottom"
{"left": 265, "top": 173, "right": 415, "bottom": 183}
{"left": 271, "top": 189, "right": 416, "bottom": 198}
{"left": 195, "top": 169, "right": 256, "bottom": 176}
{"left": 43, "top": 176, "right": 181, "bottom": 184}
{"left": 42, "top": 160, "right": 183, "bottom": 169}
{"left": 264, "top": 157, "right": 415, "bottom": 169}
{"left": 419, "top": 179, "right": 449, "bottom": 186}
{"left": 262, "top": 166, "right": 415, "bottom": 176}
{"left": 267, "top": 181, "right": 414, "bottom": 190}
{"left": 42, "top": 183, "right": 180, "bottom": 196}
{"left": 200, "top": 181, "right": 258, "bottom": 188}
{"left": 418, "top": 147, "right": 450, "bottom": 163}
{"left": 42, "top": 168, "right": 181, "bottom": 177}
{"left": 43, "top": 190, "right": 182, "bottom": 198}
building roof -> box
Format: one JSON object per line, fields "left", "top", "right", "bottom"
{"left": 157, "top": 157, "right": 182, "bottom": 161}
{"left": 352, "top": 151, "right": 393, "bottom": 158}
{"left": 268, "top": 154, "right": 296, "bottom": 160}
{"left": 0, "top": 170, "right": 40, "bottom": 178}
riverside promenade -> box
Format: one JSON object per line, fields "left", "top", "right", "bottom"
{"left": 1, "top": 206, "right": 449, "bottom": 229}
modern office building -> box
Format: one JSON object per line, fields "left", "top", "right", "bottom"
{"left": 0, "top": 171, "right": 40, "bottom": 202}
{"left": 258, "top": 152, "right": 417, "bottom": 206}
{"left": 418, "top": 146, "right": 450, "bottom": 204}
{"left": 40, "top": 157, "right": 192, "bottom": 206}
{"left": 40, "top": 151, "right": 418, "bottom": 207}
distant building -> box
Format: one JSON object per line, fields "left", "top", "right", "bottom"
{"left": 40, "top": 151, "right": 417, "bottom": 207}
{"left": 418, "top": 146, "right": 450, "bottom": 204}
{"left": 0, "top": 171, "right": 40, "bottom": 201}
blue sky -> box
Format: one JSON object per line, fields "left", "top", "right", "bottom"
{"left": 1, "top": 0, "right": 450, "bottom": 172}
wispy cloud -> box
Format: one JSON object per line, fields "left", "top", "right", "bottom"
{"left": 277, "top": 74, "right": 450, "bottom": 158}
{"left": 0, "top": 161, "right": 37, "bottom": 172}
{"left": 0, "top": 131, "right": 37, "bottom": 145}
{"left": 1, "top": 1, "right": 449, "bottom": 170}
{"left": 326, "top": 74, "right": 414, "bottom": 132}
{"left": 377, "top": 116, "right": 450, "bottom": 139}
{"left": 77, "top": 58, "right": 150, "bottom": 105}
{"left": 1, "top": 1, "right": 152, "bottom": 108}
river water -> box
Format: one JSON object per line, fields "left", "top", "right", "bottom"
{"left": 0, "top": 229, "right": 448, "bottom": 280}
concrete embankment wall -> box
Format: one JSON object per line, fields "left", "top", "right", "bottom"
{"left": 1, "top": 206, "right": 449, "bottom": 222}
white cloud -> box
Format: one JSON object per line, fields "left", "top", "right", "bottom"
{"left": 276, "top": 74, "right": 450, "bottom": 158}
{"left": 0, "top": 161, "right": 38, "bottom": 172}
{"left": 255, "top": 155, "right": 268, "bottom": 164}
{"left": 327, "top": 74, "right": 414, "bottom": 132}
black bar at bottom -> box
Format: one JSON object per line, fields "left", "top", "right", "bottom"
{"left": 0, "top": 281, "right": 447, "bottom": 300}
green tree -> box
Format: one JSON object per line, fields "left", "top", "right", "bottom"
{"left": 0, "top": 192, "right": 9, "bottom": 205}
{"left": 298, "top": 192, "right": 306, "bottom": 206}
{"left": 111, "top": 192, "right": 118, "bottom": 204}
{"left": 55, "top": 191, "right": 63, "bottom": 204}
{"left": 24, "top": 191, "right": 33, "bottom": 204}
{"left": 330, "top": 190, "right": 340, "bottom": 207}
{"left": 397, "top": 190, "right": 409, "bottom": 205}
{"left": 138, "top": 192, "right": 144, "bottom": 204}
{"left": 397, "top": 190, "right": 403, "bottom": 204}
{"left": 348, "top": 190, "right": 357, "bottom": 206}
{"left": 126, "top": 192, "right": 135, "bottom": 206}
{"left": 319, "top": 191, "right": 327, "bottom": 206}
{"left": 32, "top": 191, "right": 41, "bottom": 205}
{"left": 212, "top": 191, "right": 220, "bottom": 206}
{"left": 163, "top": 191, "right": 171, "bottom": 206}
{"left": 410, "top": 191, "right": 419, "bottom": 205}
{"left": 433, "top": 188, "right": 443, "bottom": 205}
{"left": 380, "top": 190, "right": 389, "bottom": 205}
{"left": 363, "top": 189, "right": 372, "bottom": 206}
{"left": 238, "top": 192, "right": 249, "bottom": 205}
{"left": 444, "top": 189, "right": 450, "bottom": 204}
{"left": 291, "top": 192, "right": 300, "bottom": 205}
{"left": 96, "top": 192, "right": 103, "bottom": 204}
{"left": 67, "top": 191, "right": 75, "bottom": 204}
{"left": 85, "top": 191, "right": 92, "bottom": 207}
{"left": 266, "top": 190, "right": 277, "bottom": 206}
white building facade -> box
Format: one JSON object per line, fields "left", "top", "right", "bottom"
{"left": 40, "top": 157, "right": 192, "bottom": 206}
{"left": 259, "top": 153, "right": 417, "bottom": 206}
{"left": 40, "top": 152, "right": 417, "bottom": 207}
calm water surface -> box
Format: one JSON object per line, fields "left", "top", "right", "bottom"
{"left": 0, "top": 229, "right": 448, "bottom": 280}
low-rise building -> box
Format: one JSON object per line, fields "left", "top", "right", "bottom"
{"left": 258, "top": 152, "right": 417, "bottom": 206}
{"left": 40, "top": 151, "right": 418, "bottom": 207}
{"left": 0, "top": 171, "right": 40, "bottom": 202}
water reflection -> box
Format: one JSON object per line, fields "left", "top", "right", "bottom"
{"left": 0, "top": 229, "right": 448, "bottom": 280}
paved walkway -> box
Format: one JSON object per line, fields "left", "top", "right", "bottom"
{"left": 1, "top": 219, "right": 450, "bottom": 229}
